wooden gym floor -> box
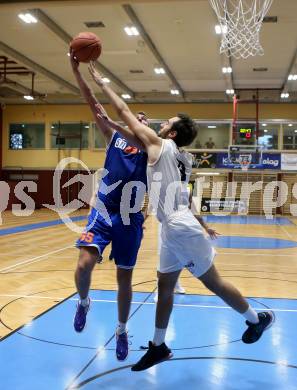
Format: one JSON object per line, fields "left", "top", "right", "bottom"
{"left": 0, "top": 209, "right": 297, "bottom": 340}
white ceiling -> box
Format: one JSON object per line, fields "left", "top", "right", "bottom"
{"left": 0, "top": 0, "right": 296, "bottom": 104}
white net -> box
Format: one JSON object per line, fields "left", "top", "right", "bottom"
{"left": 238, "top": 154, "right": 252, "bottom": 171}
{"left": 209, "top": 0, "right": 273, "bottom": 59}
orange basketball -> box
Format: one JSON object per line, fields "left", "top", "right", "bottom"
{"left": 70, "top": 32, "right": 102, "bottom": 63}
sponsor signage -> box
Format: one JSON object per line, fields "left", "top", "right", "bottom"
{"left": 281, "top": 154, "right": 297, "bottom": 171}
{"left": 262, "top": 153, "right": 281, "bottom": 169}
{"left": 216, "top": 152, "right": 280, "bottom": 169}
{"left": 192, "top": 152, "right": 217, "bottom": 168}
{"left": 201, "top": 198, "right": 248, "bottom": 213}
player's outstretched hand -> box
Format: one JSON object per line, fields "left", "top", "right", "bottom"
{"left": 206, "top": 228, "right": 221, "bottom": 240}
{"left": 89, "top": 62, "right": 104, "bottom": 87}
{"left": 95, "top": 103, "right": 121, "bottom": 132}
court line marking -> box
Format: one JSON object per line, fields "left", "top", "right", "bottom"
{"left": 0, "top": 294, "right": 296, "bottom": 313}
{"left": 277, "top": 222, "right": 295, "bottom": 241}
{"left": 0, "top": 245, "right": 74, "bottom": 273}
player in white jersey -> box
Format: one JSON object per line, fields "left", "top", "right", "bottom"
{"left": 88, "top": 62, "right": 274, "bottom": 371}
{"left": 155, "top": 154, "right": 220, "bottom": 298}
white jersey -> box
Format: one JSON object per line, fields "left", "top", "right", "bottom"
{"left": 147, "top": 139, "right": 193, "bottom": 222}
{"left": 150, "top": 139, "right": 216, "bottom": 277}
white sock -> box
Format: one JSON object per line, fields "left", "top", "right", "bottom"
{"left": 243, "top": 306, "right": 259, "bottom": 324}
{"left": 80, "top": 297, "right": 89, "bottom": 307}
{"left": 153, "top": 327, "right": 167, "bottom": 346}
{"left": 116, "top": 322, "right": 127, "bottom": 335}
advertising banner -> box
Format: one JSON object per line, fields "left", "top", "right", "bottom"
{"left": 216, "top": 152, "right": 280, "bottom": 169}
{"left": 192, "top": 152, "right": 217, "bottom": 169}
{"left": 281, "top": 154, "right": 297, "bottom": 171}
{"left": 201, "top": 198, "right": 248, "bottom": 213}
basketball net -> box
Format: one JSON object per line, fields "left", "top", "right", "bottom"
{"left": 209, "top": 0, "right": 273, "bottom": 59}
{"left": 238, "top": 154, "right": 252, "bottom": 171}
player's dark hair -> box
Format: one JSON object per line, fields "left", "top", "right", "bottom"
{"left": 171, "top": 113, "right": 198, "bottom": 147}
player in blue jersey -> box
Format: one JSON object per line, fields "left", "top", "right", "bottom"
{"left": 70, "top": 53, "right": 147, "bottom": 361}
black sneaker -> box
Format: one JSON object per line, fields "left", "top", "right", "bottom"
{"left": 131, "top": 341, "right": 173, "bottom": 371}
{"left": 242, "top": 311, "right": 274, "bottom": 344}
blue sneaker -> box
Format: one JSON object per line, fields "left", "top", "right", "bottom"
{"left": 116, "top": 331, "right": 129, "bottom": 361}
{"left": 73, "top": 298, "right": 90, "bottom": 332}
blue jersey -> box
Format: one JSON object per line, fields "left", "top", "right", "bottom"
{"left": 98, "top": 132, "right": 147, "bottom": 210}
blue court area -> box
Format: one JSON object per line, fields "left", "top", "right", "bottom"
{"left": 204, "top": 215, "right": 294, "bottom": 225}
{"left": 215, "top": 236, "right": 297, "bottom": 249}
{"left": 0, "top": 290, "right": 296, "bottom": 390}
{"left": 0, "top": 215, "right": 86, "bottom": 236}
{"left": 0, "top": 214, "right": 293, "bottom": 237}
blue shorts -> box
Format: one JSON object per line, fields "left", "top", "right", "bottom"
{"left": 76, "top": 208, "right": 144, "bottom": 269}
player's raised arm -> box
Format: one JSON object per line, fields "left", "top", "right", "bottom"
{"left": 89, "top": 62, "right": 162, "bottom": 163}
{"left": 70, "top": 52, "right": 113, "bottom": 145}
{"left": 94, "top": 103, "right": 146, "bottom": 151}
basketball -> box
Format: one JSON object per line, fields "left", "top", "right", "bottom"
{"left": 70, "top": 32, "right": 102, "bottom": 63}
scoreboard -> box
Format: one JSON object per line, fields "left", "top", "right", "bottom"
{"left": 237, "top": 123, "right": 256, "bottom": 139}
{"left": 239, "top": 127, "right": 252, "bottom": 138}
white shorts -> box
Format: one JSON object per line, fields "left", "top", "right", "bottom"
{"left": 158, "top": 210, "right": 216, "bottom": 277}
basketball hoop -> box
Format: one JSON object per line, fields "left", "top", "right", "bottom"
{"left": 238, "top": 154, "right": 252, "bottom": 171}
{"left": 209, "top": 0, "right": 273, "bottom": 59}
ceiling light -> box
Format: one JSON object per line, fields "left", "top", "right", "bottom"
{"left": 84, "top": 125, "right": 89, "bottom": 129}
{"left": 102, "top": 77, "right": 110, "bottom": 83}
{"left": 23, "top": 95, "right": 34, "bottom": 100}
{"left": 222, "top": 67, "right": 232, "bottom": 73}
{"left": 215, "top": 24, "right": 227, "bottom": 34}
{"left": 170, "top": 89, "right": 179, "bottom": 95}
{"left": 67, "top": 53, "right": 70, "bottom": 57}
{"left": 281, "top": 92, "right": 289, "bottom": 99}
{"left": 288, "top": 124, "right": 293, "bottom": 127}
{"left": 264, "top": 129, "right": 268, "bottom": 133}
{"left": 226, "top": 89, "right": 234, "bottom": 95}
{"left": 124, "top": 26, "right": 139, "bottom": 36}
{"left": 18, "top": 13, "right": 37, "bottom": 24}
{"left": 295, "top": 130, "right": 297, "bottom": 133}
{"left": 288, "top": 74, "right": 297, "bottom": 81}
{"left": 262, "top": 123, "right": 267, "bottom": 126}
{"left": 121, "top": 94, "right": 131, "bottom": 99}
{"left": 154, "top": 67, "right": 165, "bottom": 75}
{"left": 208, "top": 125, "right": 217, "bottom": 128}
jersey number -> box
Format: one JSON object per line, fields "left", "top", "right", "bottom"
{"left": 80, "top": 232, "right": 94, "bottom": 243}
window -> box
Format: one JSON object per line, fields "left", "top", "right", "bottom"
{"left": 9, "top": 123, "right": 45, "bottom": 149}
{"left": 258, "top": 123, "right": 279, "bottom": 150}
{"left": 92, "top": 122, "right": 107, "bottom": 149}
{"left": 283, "top": 123, "right": 297, "bottom": 150}
{"left": 50, "top": 122, "right": 89, "bottom": 149}
{"left": 187, "top": 122, "right": 230, "bottom": 149}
